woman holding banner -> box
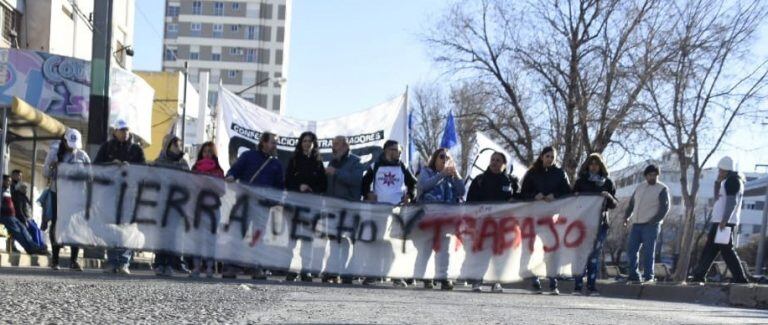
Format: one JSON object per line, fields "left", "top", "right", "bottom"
{"left": 572, "top": 153, "right": 617, "bottom": 296}
{"left": 520, "top": 146, "right": 571, "bottom": 295}
{"left": 152, "top": 134, "right": 190, "bottom": 277}
{"left": 190, "top": 141, "right": 225, "bottom": 278}
{"left": 285, "top": 131, "right": 327, "bottom": 282}
{"left": 42, "top": 128, "right": 91, "bottom": 271}
{"left": 415, "top": 148, "right": 465, "bottom": 291}
{"left": 465, "top": 151, "right": 519, "bottom": 293}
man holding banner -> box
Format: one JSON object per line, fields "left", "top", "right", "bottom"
{"left": 361, "top": 140, "right": 417, "bottom": 205}
{"left": 224, "top": 131, "right": 284, "bottom": 280}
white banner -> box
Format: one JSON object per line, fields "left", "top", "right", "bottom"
{"left": 56, "top": 164, "right": 604, "bottom": 282}
{"left": 214, "top": 86, "right": 408, "bottom": 170}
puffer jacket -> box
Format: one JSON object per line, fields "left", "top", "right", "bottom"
{"left": 154, "top": 135, "right": 189, "bottom": 171}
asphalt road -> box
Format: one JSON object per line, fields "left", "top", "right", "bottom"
{"left": 0, "top": 268, "right": 766, "bottom": 324}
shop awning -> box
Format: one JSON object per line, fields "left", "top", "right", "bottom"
{"left": 7, "top": 96, "right": 68, "bottom": 140}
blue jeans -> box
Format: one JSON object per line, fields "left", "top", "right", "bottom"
{"left": 575, "top": 223, "right": 609, "bottom": 291}
{"left": 0, "top": 216, "right": 42, "bottom": 252}
{"left": 107, "top": 248, "right": 133, "bottom": 269}
{"left": 626, "top": 223, "right": 661, "bottom": 281}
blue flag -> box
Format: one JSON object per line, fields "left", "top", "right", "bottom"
{"left": 440, "top": 111, "right": 458, "bottom": 149}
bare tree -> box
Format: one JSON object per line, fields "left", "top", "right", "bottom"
{"left": 640, "top": 0, "right": 768, "bottom": 281}
{"left": 449, "top": 82, "right": 489, "bottom": 173}
{"left": 411, "top": 85, "right": 447, "bottom": 166}
{"left": 425, "top": 0, "right": 671, "bottom": 178}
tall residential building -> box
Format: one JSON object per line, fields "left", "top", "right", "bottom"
{"left": 0, "top": 0, "right": 135, "bottom": 70}
{"left": 162, "top": 0, "right": 291, "bottom": 113}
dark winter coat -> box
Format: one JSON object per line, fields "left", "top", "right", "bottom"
{"left": 520, "top": 166, "right": 571, "bottom": 200}
{"left": 466, "top": 170, "right": 520, "bottom": 203}
{"left": 285, "top": 153, "right": 327, "bottom": 194}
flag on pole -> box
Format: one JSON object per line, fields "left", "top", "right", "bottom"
{"left": 440, "top": 111, "right": 458, "bottom": 149}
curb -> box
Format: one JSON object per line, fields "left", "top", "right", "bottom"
{"left": 0, "top": 252, "right": 153, "bottom": 270}
{"left": 506, "top": 278, "right": 767, "bottom": 309}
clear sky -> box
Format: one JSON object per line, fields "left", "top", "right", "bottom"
{"left": 132, "top": 0, "right": 768, "bottom": 172}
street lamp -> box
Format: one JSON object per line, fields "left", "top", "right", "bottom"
{"left": 235, "top": 77, "right": 287, "bottom": 96}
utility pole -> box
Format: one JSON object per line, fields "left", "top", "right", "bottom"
{"left": 87, "top": 0, "right": 114, "bottom": 156}
{"left": 181, "top": 61, "right": 189, "bottom": 148}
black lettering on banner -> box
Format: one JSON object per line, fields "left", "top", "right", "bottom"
{"left": 336, "top": 210, "right": 360, "bottom": 244}
{"left": 162, "top": 184, "right": 191, "bottom": 231}
{"left": 314, "top": 212, "right": 336, "bottom": 240}
{"left": 392, "top": 207, "right": 425, "bottom": 253}
{"left": 63, "top": 170, "right": 113, "bottom": 221}
{"left": 290, "top": 206, "right": 312, "bottom": 242}
{"left": 194, "top": 190, "right": 221, "bottom": 234}
{"left": 357, "top": 220, "right": 377, "bottom": 243}
{"left": 131, "top": 181, "right": 161, "bottom": 225}
{"left": 225, "top": 194, "right": 250, "bottom": 238}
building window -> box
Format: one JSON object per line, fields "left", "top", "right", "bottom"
{"left": 273, "top": 95, "right": 281, "bottom": 111}
{"left": 165, "top": 47, "right": 177, "bottom": 61}
{"left": 211, "top": 53, "right": 221, "bottom": 61}
{"left": 213, "top": 24, "right": 223, "bottom": 38}
{"left": 191, "top": 23, "right": 202, "bottom": 36}
{"left": 256, "top": 71, "right": 269, "bottom": 86}
{"left": 214, "top": 2, "right": 224, "bottom": 16}
{"left": 246, "top": 26, "right": 256, "bottom": 40}
{"left": 190, "top": 51, "right": 199, "bottom": 60}
{"left": 275, "top": 50, "right": 283, "bottom": 65}
{"left": 276, "top": 27, "right": 285, "bottom": 42}
{"left": 259, "top": 3, "right": 272, "bottom": 19}
{"left": 166, "top": 23, "right": 178, "bottom": 37}
{"left": 254, "top": 94, "right": 268, "bottom": 108}
{"left": 192, "top": 1, "right": 202, "bottom": 15}
{"left": 245, "top": 49, "right": 255, "bottom": 62}
{"left": 208, "top": 91, "right": 218, "bottom": 107}
{"left": 278, "top": 5, "right": 286, "bottom": 20}
{"left": 167, "top": 5, "right": 180, "bottom": 17}
{"left": 227, "top": 70, "right": 239, "bottom": 78}
{"left": 230, "top": 25, "right": 239, "bottom": 32}
{"left": 232, "top": 3, "right": 240, "bottom": 11}
{"left": 228, "top": 47, "right": 241, "bottom": 55}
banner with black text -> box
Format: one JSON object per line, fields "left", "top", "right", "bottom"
{"left": 56, "top": 164, "right": 604, "bottom": 282}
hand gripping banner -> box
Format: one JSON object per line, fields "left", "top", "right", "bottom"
{"left": 56, "top": 164, "right": 605, "bottom": 283}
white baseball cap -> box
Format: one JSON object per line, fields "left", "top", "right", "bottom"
{"left": 65, "top": 128, "right": 83, "bottom": 149}
{"left": 718, "top": 156, "right": 736, "bottom": 171}
{"left": 113, "top": 118, "right": 130, "bottom": 130}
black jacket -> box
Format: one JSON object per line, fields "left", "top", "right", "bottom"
{"left": 520, "top": 166, "right": 571, "bottom": 199}
{"left": 285, "top": 153, "right": 327, "bottom": 194}
{"left": 11, "top": 181, "right": 30, "bottom": 222}
{"left": 94, "top": 135, "right": 146, "bottom": 164}
{"left": 573, "top": 173, "right": 617, "bottom": 210}
{"left": 466, "top": 171, "right": 520, "bottom": 203}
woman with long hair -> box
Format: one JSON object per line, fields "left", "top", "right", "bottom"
{"left": 414, "top": 148, "right": 465, "bottom": 291}
{"left": 42, "top": 128, "right": 91, "bottom": 271}
{"left": 572, "top": 153, "right": 617, "bottom": 296}
{"left": 285, "top": 131, "right": 327, "bottom": 282}
{"left": 190, "top": 141, "right": 225, "bottom": 278}
{"left": 520, "top": 146, "right": 571, "bottom": 295}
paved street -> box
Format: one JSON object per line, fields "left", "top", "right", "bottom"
{"left": 0, "top": 267, "right": 766, "bottom": 324}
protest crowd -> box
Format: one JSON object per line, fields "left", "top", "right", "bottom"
{"left": 0, "top": 119, "right": 752, "bottom": 296}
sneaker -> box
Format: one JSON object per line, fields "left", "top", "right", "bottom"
{"left": 532, "top": 279, "right": 542, "bottom": 292}
{"left": 70, "top": 262, "right": 83, "bottom": 272}
{"left": 362, "top": 277, "right": 377, "bottom": 285}
{"left": 116, "top": 266, "right": 131, "bottom": 275}
{"left": 441, "top": 280, "right": 454, "bottom": 291}
{"left": 251, "top": 269, "right": 267, "bottom": 281}
{"left": 472, "top": 283, "right": 483, "bottom": 292}
{"left": 626, "top": 279, "right": 642, "bottom": 285}
{"left": 300, "top": 273, "right": 313, "bottom": 282}
{"left": 643, "top": 279, "right": 656, "bottom": 285}
{"left": 393, "top": 279, "right": 408, "bottom": 287}
{"left": 491, "top": 283, "right": 504, "bottom": 293}
{"left": 550, "top": 288, "right": 560, "bottom": 296}
{"left": 424, "top": 280, "right": 435, "bottom": 289}
{"left": 51, "top": 263, "right": 60, "bottom": 271}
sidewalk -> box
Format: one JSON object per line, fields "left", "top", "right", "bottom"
{"left": 505, "top": 278, "right": 768, "bottom": 309}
